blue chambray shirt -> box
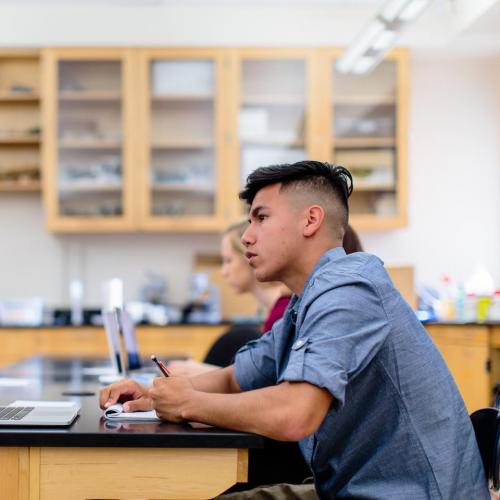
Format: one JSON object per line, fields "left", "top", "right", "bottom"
{"left": 234, "top": 247, "right": 489, "bottom": 499}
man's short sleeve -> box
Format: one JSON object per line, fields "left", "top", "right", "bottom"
{"left": 280, "top": 275, "right": 391, "bottom": 406}
{"left": 233, "top": 320, "right": 281, "bottom": 391}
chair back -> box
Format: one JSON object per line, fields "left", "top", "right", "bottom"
{"left": 470, "top": 397, "right": 500, "bottom": 489}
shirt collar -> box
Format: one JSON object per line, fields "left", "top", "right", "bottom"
{"left": 290, "top": 246, "right": 346, "bottom": 312}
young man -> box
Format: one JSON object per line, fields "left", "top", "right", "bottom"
{"left": 100, "top": 161, "right": 488, "bottom": 499}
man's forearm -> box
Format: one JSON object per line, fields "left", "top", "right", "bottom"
{"left": 181, "top": 382, "right": 331, "bottom": 441}
{"left": 189, "top": 365, "right": 241, "bottom": 394}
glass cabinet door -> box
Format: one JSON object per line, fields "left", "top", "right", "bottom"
{"left": 330, "top": 52, "right": 407, "bottom": 228}
{"left": 140, "top": 50, "right": 223, "bottom": 230}
{"left": 43, "top": 49, "right": 134, "bottom": 231}
{"left": 237, "top": 53, "right": 310, "bottom": 196}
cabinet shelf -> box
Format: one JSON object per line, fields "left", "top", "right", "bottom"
{"left": 151, "top": 93, "right": 213, "bottom": 102}
{"left": 334, "top": 137, "right": 396, "bottom": 148}
{"left": 58, "top": 182, "right": 122, "bottom": 192}
{"left": 58, "top": 91, "right": 121, "bottom": 101}
{"left": 241, "top": 138, "right": 305, "bottom": 147}
{"left": 241, "top": 94, "right": 305, "bottom": 106}
{"left": 0, "top": 91, "right": 40, "bottom": 102}
{"left": 354, "top": 183, "right": 395, "bottom": 191}
{"left": 334, "top": 96, "right": 395, "bottom": 106}
{"left": 152, "top": 182, "right": 213, "bottom": 193}
{"left": 0, "top": 180, "right": 41, "bottom": 191}
{"left": 151, "top": 140, "right": 213, "bottom": 150}
{"left": 0, "top": 136, "right": 40, "bottom": 144}
{"left": 58, "top": 140, "right": 122, "bottom": 150}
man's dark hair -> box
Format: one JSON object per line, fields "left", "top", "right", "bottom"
{"left": 239, "top": 160, "right": 353, "bottom": 238}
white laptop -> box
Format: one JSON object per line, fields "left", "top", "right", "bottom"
{"left": 101, "top": 309, "right": 156, "bottom": 384}
{"left": 0, "top": 400, "right": 80, "bottom": 427}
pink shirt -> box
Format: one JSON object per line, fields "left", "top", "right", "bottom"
{"left": 263, "top": 296, "right": 291, "bottom": 333}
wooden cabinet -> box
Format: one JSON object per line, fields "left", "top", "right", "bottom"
{"left": 0, "top": 325, "right": 226, "bottom": 368}
{"left": 137, "top": 49, "right": 230, "bottom": 231}
{"left": 0, "top": 49, "right": 41, "bottom": 193}
{"left": 39, "top": 47, "right": 409, "bottom": 232}
{"left": 318, "top": 48, "right": 409, "bottom": 230}
{"left": 425, "top": 324, "right": 491, "bottom": 413}
{"left": 42, "top": 48, "right": 137, "bottom": 231}
{"left": 226, "top": 49, "right": 316, "bottom": 218}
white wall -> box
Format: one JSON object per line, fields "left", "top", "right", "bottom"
{"left": 361, "top": 54, "right": 500, "bottom": 290}
{"left": 0, "top": 4, "right": 499, "bottom": 307}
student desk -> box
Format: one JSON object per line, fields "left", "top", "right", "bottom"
{"left": 0, "top": 356, "right": 264, "bottom": 500}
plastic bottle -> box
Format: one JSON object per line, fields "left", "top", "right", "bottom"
{"left": 440, "top": 275, "right": 455, "bottom": 321}
{"left": 69, "top": 279, "right": 84, "bottom": 326}
{"left": 455, "top": 282, "right": 465, "bottom": 322}
{"left": 487, "top": 290, "right": 500, "bottom": 321}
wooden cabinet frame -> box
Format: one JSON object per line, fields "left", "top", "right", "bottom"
{"left": 40, "top": 47, "right": 409, "bottom": 233}
{"left": 42, "top": 48, "right": 137, "bottom": 232}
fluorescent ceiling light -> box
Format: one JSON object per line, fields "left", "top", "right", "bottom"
{"left": 371, "top": 29, "right": 398, "bottom": 51}
{"left": 336, "top": 19, "right": 385, "bottom": 73}
{"left": 398, "top": 0, "right": 431, "bottom": 21}
{"left": 351, "top": 56, "right": 378, "bottom": 75}
{"left": 337, "top": 0, "right": 432, "bottom": 74}
{"left": 380, "top": 0, "right": 409, "bottom": 22}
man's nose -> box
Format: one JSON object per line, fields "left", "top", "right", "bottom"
{"left": 241, "top": 225, "right": 253, "bottom": 247}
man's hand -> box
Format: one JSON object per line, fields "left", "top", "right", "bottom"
{"left": 99, "top": 379, "right": 152, "bottom": 412}
{"left": 149, "top": 376, "right": 196, "bottom": 423}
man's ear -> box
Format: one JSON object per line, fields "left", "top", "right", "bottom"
{"left": 303, "top": 205, "right": 324, "bottom": 237}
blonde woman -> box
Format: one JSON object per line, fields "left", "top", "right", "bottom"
{"left": 168, "top": 219, "right": 291, "bottom": 377}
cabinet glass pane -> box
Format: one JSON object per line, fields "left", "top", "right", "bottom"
{"left": 149, "top": 60, "right": 215, "bottom": 217}
{"left": 333, "top": 61, "right": 397, "bottom": 216}
{"left": 239, "top": 59, "right": 307, "bottom": 188}
{"left": 57, "top": 60, "right": 123, "bottom": 217}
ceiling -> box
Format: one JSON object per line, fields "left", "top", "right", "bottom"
{"left": 0, "top": 0, "right": 499, "bottom": 54}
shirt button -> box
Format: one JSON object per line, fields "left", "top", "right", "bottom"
{"left": 295, "top": 339, "right": 305, "bottom": 349}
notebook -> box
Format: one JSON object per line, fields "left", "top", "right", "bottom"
{"left": 103, "top": 402, "right": 160, "bottom": 421}
{"left": 0, "top": 400, "right": 80, "bottom": 427}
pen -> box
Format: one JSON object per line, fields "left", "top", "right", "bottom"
{"left": 151, "top": 354, "right": 170, "bottom": 377}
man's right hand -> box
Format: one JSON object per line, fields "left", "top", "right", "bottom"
{"left": 99, "top": 379, "right": 152, "bottom": 412}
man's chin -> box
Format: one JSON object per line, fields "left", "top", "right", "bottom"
{"left": 255, "top": 269, "right": 273, "bottom": 283}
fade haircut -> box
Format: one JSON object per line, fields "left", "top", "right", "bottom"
{"left": 239, "top": 161, "right": 353, "bottom": 240}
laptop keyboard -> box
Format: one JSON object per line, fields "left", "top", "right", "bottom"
{"left": 0, "top": 406, "right": 34, "bottom": 421}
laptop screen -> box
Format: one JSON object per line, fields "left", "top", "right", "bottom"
{"left": 118, "top": 309, "right": 142, "bottom": 370}
{"left": 102, "top": 310, "right": 126, "bottom": 376}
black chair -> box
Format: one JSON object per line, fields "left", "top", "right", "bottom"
{"left": 470, "top": 395, "right": 500, "bottom": 490}
{"left": 203, "top": 324, "right": 261, "bottom": 367}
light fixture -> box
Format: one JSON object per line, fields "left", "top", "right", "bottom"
{"left": 336, "top": 0, "right": 433, "bottom": 75}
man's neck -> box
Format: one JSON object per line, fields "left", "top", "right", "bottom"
{"left": 252, "top": 284, "right": 290, "bottom": 311}
{"left": 285, "top": 242, "right": 342, "bottom": 296}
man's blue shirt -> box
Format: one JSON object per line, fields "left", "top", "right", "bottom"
{"left": 234, "top": 247, "right": 488, "bottom": 499}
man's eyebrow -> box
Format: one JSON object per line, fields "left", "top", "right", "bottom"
{"left": 250, "top": 205, "right": 268, "bottom": 218}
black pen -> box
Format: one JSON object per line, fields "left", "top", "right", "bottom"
{"left": 151, "top": 354, "right": 170, "bottom": 377}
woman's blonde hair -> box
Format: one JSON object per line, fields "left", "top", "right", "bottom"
{"left": 223, "top": 218, "right": 248, "bottom": 256}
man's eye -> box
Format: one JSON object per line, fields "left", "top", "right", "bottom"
{"left": 258, "top": 214, "right": 267, "bottom": 221}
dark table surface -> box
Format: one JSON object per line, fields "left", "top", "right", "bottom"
{"left": 0, "top": 356, "right": 264, "bottom": 449}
